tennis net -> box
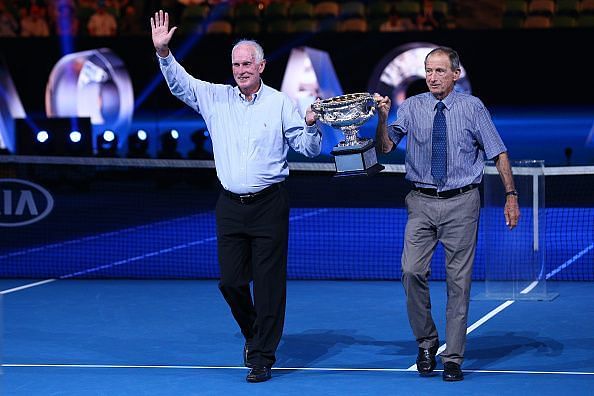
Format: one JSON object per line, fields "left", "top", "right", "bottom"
{"left": 0, "top": 155, "right": 592, "bottom": 281}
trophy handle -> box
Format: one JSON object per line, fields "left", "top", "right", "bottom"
{"left": 311, "top": 101, "right": 323, "bottom": 117}
{"left": 368, "top": 95, "right": 379, "bottom": 116}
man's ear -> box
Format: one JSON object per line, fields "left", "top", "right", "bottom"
{"left": 259, "top": 59, "right": 266, "bottom": 73}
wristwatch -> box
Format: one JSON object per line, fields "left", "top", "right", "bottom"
{"left": 505, "top": 190, "right": 518, "bottom": 198}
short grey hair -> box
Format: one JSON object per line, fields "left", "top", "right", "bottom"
{"left": 425, "top": 46, "right": 460, "bottom": 71}
{"left": 232, "top": 40, "right": 265, "bottom": 63}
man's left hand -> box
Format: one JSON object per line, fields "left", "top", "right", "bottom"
{"left": 504, "top": 196, "right": 520, "bottom": 230}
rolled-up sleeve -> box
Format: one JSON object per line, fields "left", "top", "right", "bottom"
{"left": 473, "top": 101, "right": 507, "bottom": 160}
{"left": 388, "top": 101, "right": 409, "bottom": 147}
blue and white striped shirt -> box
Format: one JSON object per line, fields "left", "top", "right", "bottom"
{"left": 388, "top": 91, "right": 507, "bottom": 191}
{"left": 159, "top": 53, "right": 322, "bottom": 194}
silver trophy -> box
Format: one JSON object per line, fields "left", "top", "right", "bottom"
{"left": 312, "top": 92, "right": 384, "bottom": 176}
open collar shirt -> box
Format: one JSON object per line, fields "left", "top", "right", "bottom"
{"left": 159, "top": 53, "right": 322, "bottom": 194}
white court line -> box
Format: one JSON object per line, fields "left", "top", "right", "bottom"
{"left": 1, "top": 212, "right": 591, "bottom": 372}
{"left": 0, "top": 209, "right": 329, "bottom": 293}
{"left": 3, "top": 363, "right": 594, "bottom": 376}
{"left": 546, "top": 242, "right": 594, "bottom": 280}
{"left": 3, "top": 210, "right": 223, "bottom": 262}
{"left": 0, "top": 279, "right": 57, "bottom": 295}
{"left": 406, "top": 300, "right": 517, "bottom": 371}
{"left": 406, "top": 253, "right": 570, "bottom": 370}
{"left": 406, "top": 241, "right": 594, "bottom": 371}
{"left": 466, "top": 300, "right": 516, "bottom": 333}
{"left": 0, "top": 213, "right": 211, "bottom": 260}
{"left": 61, "top": 236, "right": 218, "bottom": 278}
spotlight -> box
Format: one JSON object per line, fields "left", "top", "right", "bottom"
{"left": 103, "top": 130, "right": 116, "bottom": 142}
{"left": 69, "top": 131, "right": 82, "bottom": 143}
{"left": 65, "top": 129, "right": 91, "bottom": 156}
{"left": 127, "top": 129, "right": 149, "bottom": 158}
{"left": 33, "top": 129, "right": 55, "bottom": 155}
{"left": 15, "top": 117, "right": 92, "bottom": 156}
{"left": 96, "top": 129, "right": 119, "bottom": 157}
{"left": 36, "top": 130, "right": 50, "bottom": 143}
{"left": 157, "top": 129, "right": 182, "bottom": 159}
{"left": 137, "top": 129, "right": 147, "bottom": 141}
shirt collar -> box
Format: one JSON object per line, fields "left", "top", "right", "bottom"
{"left": 236, "top": 80, "right": 264, "bottom": 103}
{"left": 432, "top": 90, "right": 457, "bottom": 110}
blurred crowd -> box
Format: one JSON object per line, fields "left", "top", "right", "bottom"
{"left": 0, "top": 0, "right": 148, "bottom": 37}
{"left": 0, "top": 0, "right": 456, "bottom": 37}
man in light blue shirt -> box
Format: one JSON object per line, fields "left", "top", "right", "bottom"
{"left": 151, "top": 10, "right": 321, "bottom": 383}
{"left": 375, "top": 47, "right": 520, "bottom": 382}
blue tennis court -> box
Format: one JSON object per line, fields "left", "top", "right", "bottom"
{"left": 1, "top": 141, "right": 593, "bottom": 394}
{"left": 2, "top": 279, "right": 593, "bottom": 395}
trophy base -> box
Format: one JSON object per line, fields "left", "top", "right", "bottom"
{"left": 331, "top": 140, "right": 385, "bottom": 177}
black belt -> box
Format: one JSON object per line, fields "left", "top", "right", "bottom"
{"left": 413, "top": 184, "right": 478, "bottom": 199}
{"left": 223, "top": 182, "right": 283, "bottom": 204}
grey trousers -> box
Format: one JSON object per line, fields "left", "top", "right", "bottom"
{"left": 401, "top": 188, "right": 480, "bottom": 365}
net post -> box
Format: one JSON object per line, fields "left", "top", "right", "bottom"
{"left": 474, "top": 160, "right": 558, "bottom": 301}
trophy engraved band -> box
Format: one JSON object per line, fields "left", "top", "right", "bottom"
{"left": 312, "top": 92, "right": 385, "bottom": 177}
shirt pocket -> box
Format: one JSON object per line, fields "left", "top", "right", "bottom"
{"left": 408, "top": 126, "right": 431, "bottom": 146}
{"left": 455, "top": 128, "right": 478, "bottom": 156}
{"left": 250, "top": 119, "right": 283, "bottom": 158}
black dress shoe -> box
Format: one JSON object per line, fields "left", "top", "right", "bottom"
{"left": 443, "top": 361, "right": 464, "bottom": 381}
{"left": 416, "top": 343, "right": 439, "bottom": 376}
{"left": 246, "top": 366, "right": 272, "bottom": 383}
{"left": 243, "top": 340, "right": 253, "bottom": 368}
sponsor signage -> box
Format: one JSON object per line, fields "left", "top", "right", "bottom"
{"left": 0, "top": 179, "right": 54, "bottom": 227}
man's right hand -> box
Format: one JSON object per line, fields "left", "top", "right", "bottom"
{"left": 151, "top": 10, "right": 177, "bottom": 58}
{"left": 373, "top": 93, "right": 393, "bottom": 153}
{"left": 374, "top": 93, "right": 391, "bottom": 122}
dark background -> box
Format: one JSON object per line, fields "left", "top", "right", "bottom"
{"left": 2, "top": 27, "right": 593, "bottom": 119}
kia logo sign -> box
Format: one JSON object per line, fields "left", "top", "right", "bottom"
{"left": 0, "top": 179, "right": 54, "bottom": 227}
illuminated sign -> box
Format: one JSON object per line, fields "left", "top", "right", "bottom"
{"left": 45, "top": 48, "right": 134, "bottom": 148}
{"left": 0, "top": 179, "right": 54, "bottom": 227}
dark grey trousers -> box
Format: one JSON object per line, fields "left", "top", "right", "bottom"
{"left": 401, "top": 188, "right": 480, "bottom": 365}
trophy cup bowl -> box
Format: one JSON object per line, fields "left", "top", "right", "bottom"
{"left": 312, "top": 93, "right": 385, "bottom": 177}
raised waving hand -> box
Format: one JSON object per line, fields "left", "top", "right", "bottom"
{"left": 151, "top": 10, "right": 177, "bottom": 58}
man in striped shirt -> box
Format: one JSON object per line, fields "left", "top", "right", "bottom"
{"left": 151, "top": 10, "right": 322, "bottom": 383}
{"left": 375, "top": 46, "right": 520, "bottom": 381}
